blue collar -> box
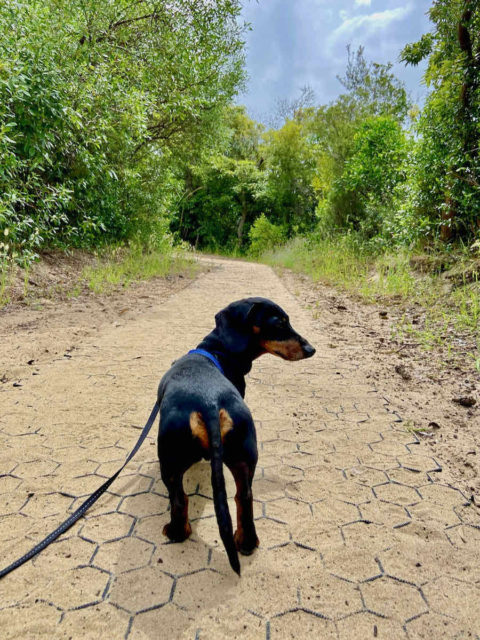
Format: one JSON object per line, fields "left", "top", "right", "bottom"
{"left": 188, "top": 349, "right": 225, "bottom": 375}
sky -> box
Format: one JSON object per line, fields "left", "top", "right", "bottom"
{"left": 238, "top": 0, "right": 432, "bottom": 123}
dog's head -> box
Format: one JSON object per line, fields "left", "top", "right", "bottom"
{"left": 215, "top": 297, "right": 315, "bottom": 360}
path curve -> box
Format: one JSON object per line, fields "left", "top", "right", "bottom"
{"left": 1, "top": 257, "right": 479, "bottom": 639}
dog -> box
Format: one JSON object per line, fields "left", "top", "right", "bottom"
{"left": 157, "top": 297, "right": 315, "bottom": 574}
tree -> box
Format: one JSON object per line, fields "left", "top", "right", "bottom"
{"left": 338, "top": 117, "right": 409, "bottom": 238}
{"left": 173, "top": 106, "right": 267, "bottom": 250}
{"left": 270, "top": 86, "right": 316, "bottom": 129}
{"left": 262, "top": 119, "right": 316, "bottom": 234}
{"left": 0, "top": 0, "right": 247, "bottom": 261}
{"left": 304, "top": 48, "right": 410, "bottom": 235}
{"left": 339, "top": 46, "right": 409, "bottom": 124}
{"left": 343, "top": 118, "right": 408, "bottom": 202}
{"left": 248, "top": 214, "right": 286, "bottom": 256}
{"left": 222, "top": 107, "right": 267, "bottom": 247}
{"left": 401, "top": 0, "right": 480, "bottom": 240}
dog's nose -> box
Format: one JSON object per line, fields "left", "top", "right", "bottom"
{"left": 303, "top": 344, "right": 316, "bottom": 358}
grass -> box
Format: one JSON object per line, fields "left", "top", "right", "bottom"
{"left": 261, "top": 236, "right": 424, "bottom": 299}
{"left": 0, "top": 242, "right": 198, "bottom": 308}
{"left": 0, "top": 261, "right": 14, "bottom": 307}
{"left": 468, "top": 341, "right": 480, "bottom": 372}
{"left": 82, "top": 243, "right": 197, "bottom": 294}
{"left": 261, "top": 235, "right": 480, "bottom": 369}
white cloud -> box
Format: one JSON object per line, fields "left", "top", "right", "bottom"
{"left": 328, "top": 4, "right": 413, "bottom": 52}
{"left": 238, "top": 0, "right": 430, "bottom": 121}
{"left": 355, "top": 0, "right": 372, "bottom": 5}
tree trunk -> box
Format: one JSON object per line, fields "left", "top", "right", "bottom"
{"left": 441, "top": 188, "right": 455, "bottom": 242}
{"left": 237, "top": 192, "right": 248, "bottom": 248}
{"left": 441, "top": 1, "right": 478, "bottom": 241}
{"left": 458, "top": 1, "right": 477, "bottom": 159}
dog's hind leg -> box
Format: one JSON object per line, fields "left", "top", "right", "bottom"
{"left": 161, "top": 468, "right": 192, "bottom": 542}
{"left": 227, "top": 461, "right": 259, "bottom": 555}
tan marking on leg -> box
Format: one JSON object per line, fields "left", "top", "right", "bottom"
{"left": 260, "top": 339, "right": 304, "bottom": 361}
{"left": 190, "top": 411, "right": 209, "bottom": 449}
{"left": 219, "top": 408, "right": 234, "bottom": 442}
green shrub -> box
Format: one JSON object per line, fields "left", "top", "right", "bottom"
{"left": 0, "top": 0, "right": 246, "bottom": 264}
{"left": 248, "top": 214, "right": 287, "bottom": 257}
{"left": 402, "top": 2, "right": 480, "bottom": 241}
{"left": 322, "top": 116, "right": 410, "bottom": 242}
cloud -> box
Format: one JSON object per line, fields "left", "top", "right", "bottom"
{"left": 238, "top": 0, "right": 429, "bottom": 123}
{"left": 355, "top": 0, "right": 372, "bottom": 5}
{"left": 328, "top": 4, "right": 414, "bottom": 52}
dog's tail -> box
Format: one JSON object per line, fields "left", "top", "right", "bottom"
{"left": 204, "top": 410, "right": 240, "bottom": 575}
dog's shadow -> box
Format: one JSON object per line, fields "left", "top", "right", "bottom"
{"left": 154, "top": 460, "right": 239, "bottom": 566}
{"left": 112, "top": 459, "right": 242, "bottom": 569}
{"left": 103, "top": 462, "right": 262, "bottom": 636}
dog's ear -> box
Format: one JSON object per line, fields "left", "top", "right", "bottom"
{"left": 215, "top": 300, "right": 260, "bottom": 353}
{"left": 215, "top": 299, "right": 259, "bottom": 327}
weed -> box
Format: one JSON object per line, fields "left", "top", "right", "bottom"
{"left": 261, "top": 236, "right": 480, "bottom": 373}
{"left": 0, "top": 243, "right": 197, "bottom": 309}
{"left": 22, "top": 265, "right": 30, "bottom": 299}
{"left": 67, "top": 283, "right": 83, "bottom": 299}
{"left": 467, "top": 338, "right": 480, "bottom": 373}
{"left": 82, "top": 244, "right": 197, "bottom": 294}
{"left": 0, "top": 260, "right": 14, "bottom": 308}
{"left": 403, "top": 419, "right": 418, "bottom": 433}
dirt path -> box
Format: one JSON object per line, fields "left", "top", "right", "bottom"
{"left": 1, "top": 257, "right": 479, "bottom": 639}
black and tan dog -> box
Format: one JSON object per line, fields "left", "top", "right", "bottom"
{"left": 157, "top": 297, "right": 315, "bottom": 574}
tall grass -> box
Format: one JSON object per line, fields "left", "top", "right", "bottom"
{"left": 0, "top": 261, "right": 14, "bottom": 307}
{"left": 0, "top": 242, "right": 198, "bottom": 309}
{"left": 83, "top": 244, "right": 197, "bottom": 294}
{"left": 262, "top": 236, "right": 425, "bottom": 301}
{"left": 261, "top": 235, "right": 480, "bottom": 366}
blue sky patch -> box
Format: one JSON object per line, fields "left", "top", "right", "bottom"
{"left": 238, "top": 0, "right": 431, "bottom": 122}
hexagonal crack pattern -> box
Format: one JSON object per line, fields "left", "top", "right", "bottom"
{"left": 1, "top": 258, "right": 479, "bottom": 639}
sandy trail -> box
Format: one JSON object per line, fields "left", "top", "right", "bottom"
{"left": 0, "top": 257, "right": 479, "bottom": 639}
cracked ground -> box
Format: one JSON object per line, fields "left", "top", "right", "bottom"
{"left": 1, "top": 257, "right": 479, "bottom": 639}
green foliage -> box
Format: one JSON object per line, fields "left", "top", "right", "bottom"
{"left": 172, "top": 48, "right": 415, "bottom": 253}
{"left": 343, "top": 118, "right": 408, "bottom": 200}
{"left": 0, "top": 3, "right": 75, "bottom": 264}
{"left": 175, "top": 167, "right": 244, "bottom": 251}
{"left": 0, "top": 0, "right": 246, "bottom": 264}
{"left": 0, "top": 239, "right": 196, "bottom": 308}
{"left": 307, "top": 97, "right": 360, "bottom": 221}
{"left": 248, "top": 214, "right": 286, "bottom": 257}
{"left": 174, "top": 102, "right": 318, "bottom": 252}
{"left": 306, "top": 48, "right": 412, "bottom": 243}
{"left": 401, "top": 34, "right": 434, "bottom": 66}
{"left": 335, "top": 117, "right": 409, "bottom": 240}
{"left": 261, "top": 234, "right": 480, "bottom": 372}
{"left": 83, "top": 241, "right": 196, "bottom": 294}
{"left": 338, "top": 46, "right": 410, "bottom": 123}
{"left": 172, "top": 106, "right": 267, "bottom": 251}
{"left": 261, "top": 234, "right": 373, "bottom": 291}
{"left": 6, "top": 0, "right": 477, "bottom": 266}
{"left": 401, "top": 0, "right": 480, "bottom": 241}
{"left": 262, "top": 119, "right": 317, "bottom": 234}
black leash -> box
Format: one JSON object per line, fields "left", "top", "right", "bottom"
{"left": 0, "top": 401, "right": 160, "bottom": 579}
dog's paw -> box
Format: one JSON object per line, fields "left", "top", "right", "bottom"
{"left": 234, "top": 530, "right": 259, "bottom": 555}
{"left": 163, "top": 521, "right": 192, "bottom": 542}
